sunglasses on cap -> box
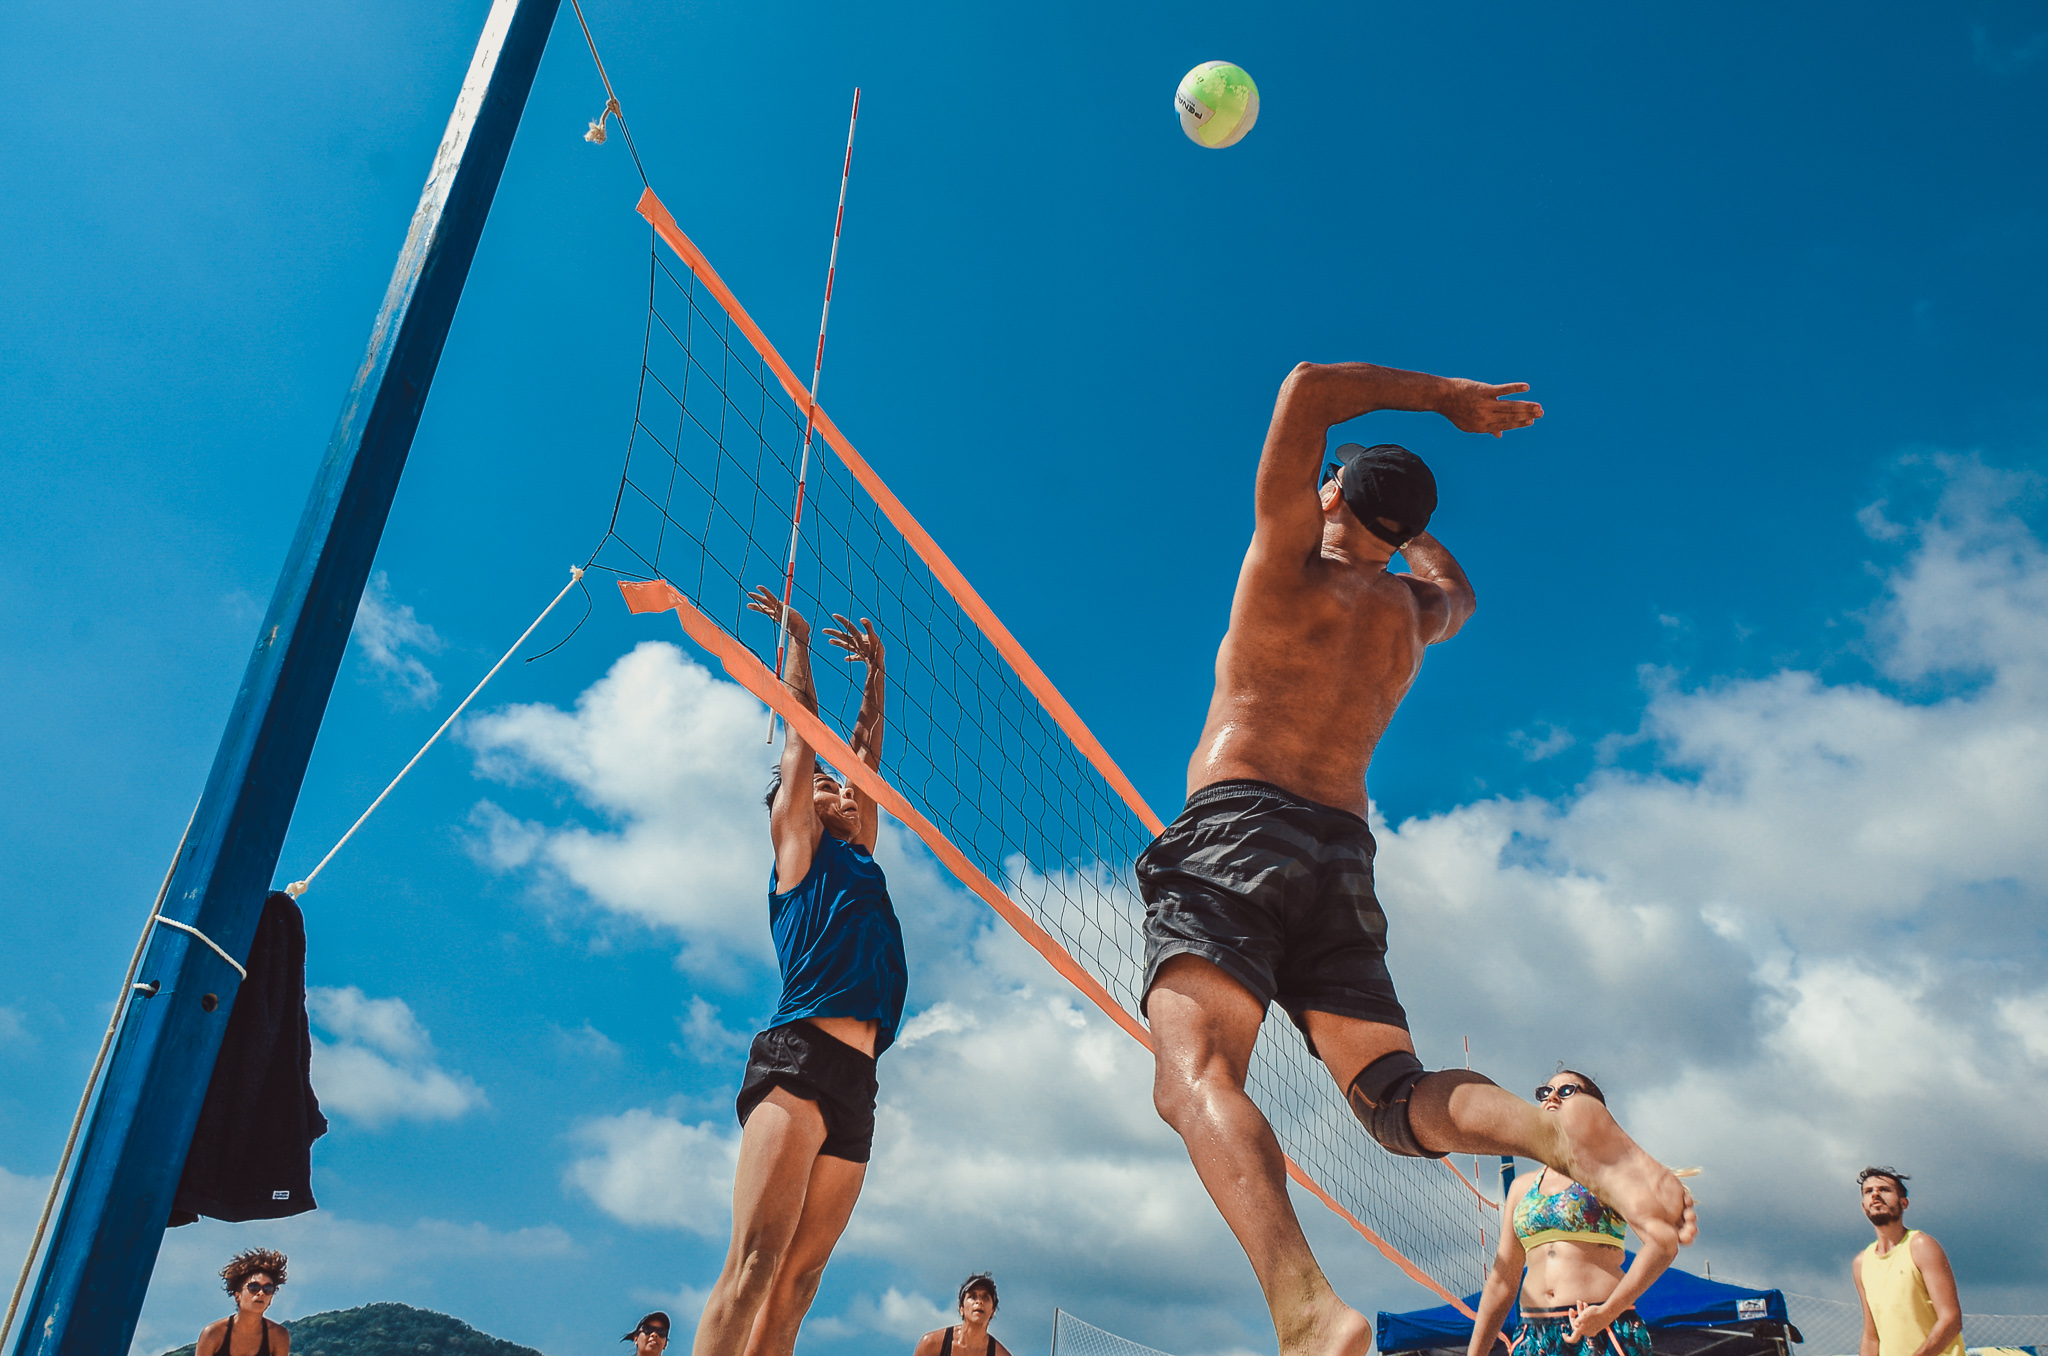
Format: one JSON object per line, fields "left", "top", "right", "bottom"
{"left": 1533, "top": 1084, "right": 1587, "bottom": 1102}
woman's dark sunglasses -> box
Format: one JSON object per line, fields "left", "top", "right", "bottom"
{"left": 1534, "top": 1084, "right": 1586, "bottom": 1102}
{"left": 242, "top": 1282, "right": 280, "bottom": 1295}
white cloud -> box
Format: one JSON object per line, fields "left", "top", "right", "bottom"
{"left": 0, "top": 1006, "right": 26, "bottom": 1044}
{"left": 463, "top": 640, "right": 776, "bottom": 971}
{"left": 307, "top": 986, "right": 485, "bottom": 1128}
{"left": 1997, "top": 992, "right": 2048, "bottom": 1064}
{"left": 678, "top": 997, "right": 751, "bottom": 1062}
{"left": 0, "top": 1164, "right": 50, "bottom": 1285}
{"left": 352, "top": 571, "right": 444, "bottom": 706}
{"left": 563, "top": 1108, "right": 741, "bottom": 1236}
{"left": 552, "top": 1020, "right": 623, "bottom": 1061}
{"left": 1971, "top": 21, "right": 2048, "bottom": 75}
{"left": 803, "top": 1287, "right": 955, "bottom": 1342}
{"left": 220, "top": 589, "right": 265, "bottom": 627}
{"left": 1509, "top": 722, "right": 1575, "bottom": 761}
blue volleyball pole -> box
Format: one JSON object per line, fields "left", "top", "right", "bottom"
{"left": 9, "top": 0, "right": 561, "bottom": 1349}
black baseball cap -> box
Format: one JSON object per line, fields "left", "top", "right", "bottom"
{"left": 1323, "top": 443, "right": 1437, "bottom": 548}
{"left": 623, "top": 1312, "right": 672, "bottom": 1342}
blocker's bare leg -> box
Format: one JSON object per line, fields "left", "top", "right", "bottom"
{"left": 741, "top": 1154, "right": 867, "bottom": 1356}
{"left": 1149, "top": 956, "right": 1374, "bottom": 1356}
{"left": 1302, "top": 1014, "right": 1697, "bottom": 1252}
{"left": 694, "top": 1087, "right": 829, "bottom": 1356}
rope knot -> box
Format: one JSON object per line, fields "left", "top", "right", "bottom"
{"left": 585, "top": 96, "right": 620, "bottom": 144}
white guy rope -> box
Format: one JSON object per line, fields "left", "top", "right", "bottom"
{"left": 286, "top": 565, "right": 585, "bottom": 899}
{"left": 152, "top": 917, "right": 247, "bottom": 980}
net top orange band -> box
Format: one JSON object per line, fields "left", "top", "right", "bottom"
{"left": 635, "top": 187, "right": 1165, "bottom": 839}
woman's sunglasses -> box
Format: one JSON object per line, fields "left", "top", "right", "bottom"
{"left": 241, "top": 1282, "right": 280, "bottom": 1296}
{"left": 1533, "top": 1084, "right": 1586, "bottom": 1102}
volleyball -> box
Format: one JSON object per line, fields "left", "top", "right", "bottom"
{"left": 1175, "top": 61, "right": 1260, "bottom": 149}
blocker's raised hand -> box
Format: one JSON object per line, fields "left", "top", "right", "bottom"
{"left": 825, "top": 614, "right": 884, "bottom": 671}
{"left": 1438, "top": 378, "right": 1544, "bottom": 438}
{"left": 746, "top": 583, "right": 809, "bottom": 641}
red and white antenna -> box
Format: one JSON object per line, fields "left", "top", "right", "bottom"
{"left": 770, "top": 88, "right": 862, "bottom": 741}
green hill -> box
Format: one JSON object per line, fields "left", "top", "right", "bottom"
{"left": 157, "top": 1301, "right": 547, "bottom": 1356}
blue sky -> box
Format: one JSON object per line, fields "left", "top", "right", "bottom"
{"left": 3, "top": 2, "right": 2047, "bottom": 1355}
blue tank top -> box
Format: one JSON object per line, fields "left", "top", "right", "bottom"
{"left": 766, "top": 834, "right": 908, "bottom": 1054}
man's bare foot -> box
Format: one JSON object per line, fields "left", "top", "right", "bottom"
{"left": 1276, "top": 1301, "right": 1372, "bottom": 1356}
{"left": 1554, "top": 1097, "right": 1699, "bottom": 1246}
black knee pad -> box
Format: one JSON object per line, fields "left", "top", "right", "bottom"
{"left": 1346, "top": 1051, "right": 1448, "bottom": 1160}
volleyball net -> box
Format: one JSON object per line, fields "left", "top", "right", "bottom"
{"left": 1051, "top": 1310, "right": 1180, "bottom": 1356}
{"left": 590, "top": 186, "right": 1491, "bottom": 1302}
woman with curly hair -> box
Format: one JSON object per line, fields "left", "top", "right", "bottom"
{"left": 195, "top": 1248, "right": 291, "bottom": 1356}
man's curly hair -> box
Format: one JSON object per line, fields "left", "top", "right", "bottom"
{"left": 220, "top": 1248, "right": 288, "bottom": 1295}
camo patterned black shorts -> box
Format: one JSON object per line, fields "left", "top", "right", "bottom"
{"left": 1138, "top": 778, "right": 1410, "bottom": 1048}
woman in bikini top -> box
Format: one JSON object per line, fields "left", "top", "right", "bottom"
{"left": 194, "top": 1247, "right": 292, "bottom": 1356}
{"left": 910, "top": 1273, "right": 1010, "bottom": 1356}
{"left": 1463, "top": 1073, "right": 1680, "bottom": 1356}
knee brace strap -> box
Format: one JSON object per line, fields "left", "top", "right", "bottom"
{"left": 1346, "top": 1051, "right": 1448, "bottom": 1160}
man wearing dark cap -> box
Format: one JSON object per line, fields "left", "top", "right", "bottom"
{"left": 624, "top": 1311, "right": 672, "bottom": 1354}
{"left": 1140, "top": 361, "right": 1697, "bottom": 1356}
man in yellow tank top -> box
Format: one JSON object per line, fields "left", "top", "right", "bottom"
{"left": 1852, "top": 1167, "right": 1964, "bottom": 1356}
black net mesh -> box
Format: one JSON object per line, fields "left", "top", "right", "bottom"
{"left": 587, "top": 217, "right": 1489, "bottom": 1297}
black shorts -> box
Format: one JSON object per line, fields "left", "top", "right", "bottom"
{"left": 1138, "top": 778, "right": 1409, "bottom": 1047}
{"left": 735, "top": 1020, "right": 879, "bottom": 1163}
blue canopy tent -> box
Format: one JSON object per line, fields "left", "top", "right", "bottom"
{"left": 1378, "top": 1259, "right": 1800, "bottom": 1356}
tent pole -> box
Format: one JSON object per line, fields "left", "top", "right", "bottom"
{"left": 8, "top": 1, "right": 560, "bottom": 1349}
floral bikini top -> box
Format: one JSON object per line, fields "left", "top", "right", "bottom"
{"left": 1512, "top": 1172, "right": 1626, "bottom": 1251}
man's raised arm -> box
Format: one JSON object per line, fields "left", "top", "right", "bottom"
{"left": 748, "top": 585, "right": 822, "bottom": 880}
{"left": 825, "top": 614, "right": 886, "bottom": 848}
{"left": 825, "top": 615, "right": 886, "bottom": 770}
{"left": 1253, "top": 362, "right": 1543, "bottom": 554}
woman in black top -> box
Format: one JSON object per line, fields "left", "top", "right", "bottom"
{"left": 911, "top": 1274, "right": 1009, "bottom": 1356}
{"left": 195, "top": 1248, "right": 291, "bottom": 1356}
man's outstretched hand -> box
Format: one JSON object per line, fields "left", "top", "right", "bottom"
{"left": 825, "top": 614, "right": 884, "bottom": 672}
{"left": 1438, "top": 378, "right": 1543, "bottom": 438}
{"left": 746, "top": 583, "right": 809, "bottom": 642}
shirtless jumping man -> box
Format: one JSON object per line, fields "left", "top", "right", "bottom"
{"left": 1139, "top": 362, "right": 1697, "bottom": 1356}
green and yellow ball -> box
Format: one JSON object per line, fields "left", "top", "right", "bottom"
{"left": 1175, "top": 61, "right": 1260, "bottom": 149}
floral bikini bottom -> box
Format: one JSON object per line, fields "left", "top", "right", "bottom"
{"left": 1511, "top": 1310, "right": 1651, "bottom": 1356}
